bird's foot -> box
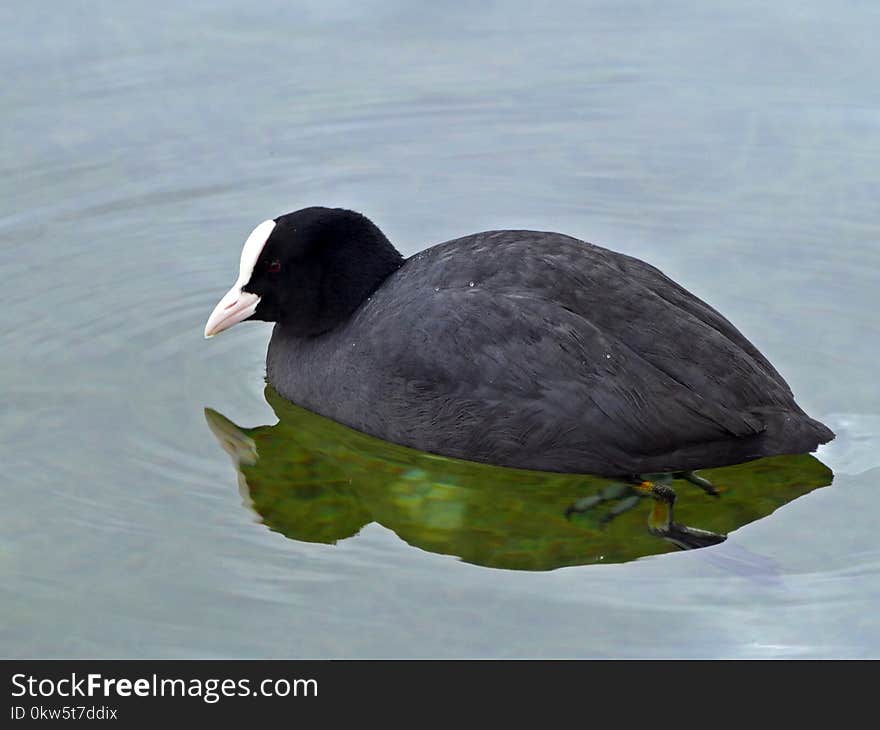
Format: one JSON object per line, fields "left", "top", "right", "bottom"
{"left": 565, "top": 473, "right": 727, "bottom": 549}
{"left": 564, "top": 482, "right": 646, "bottom": 525}
{"left": 636, "top": 478, "right": 726, "bottom": 549}
{"left": 673, "top": 470, "right": 720, "bottom": 496}
{"left": 618, "top": 476, "right": 728, "bottom": 549}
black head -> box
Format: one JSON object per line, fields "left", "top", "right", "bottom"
{"left": 205, "top": 207, "right": 404, "bottom": 338}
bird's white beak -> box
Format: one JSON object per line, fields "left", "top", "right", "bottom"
{"left": 204, "top": 288, "right": 261, "bottom": 338}
{"left": 204, "top": 218, "right": 276, "bottom": 338}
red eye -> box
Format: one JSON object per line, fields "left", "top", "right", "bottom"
{"left": 268, "top": 260, "right": 282, "bottom": 273}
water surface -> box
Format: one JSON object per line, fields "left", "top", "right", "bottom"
{"left": 2, "top": 0, "right": 879, "bottom": 657}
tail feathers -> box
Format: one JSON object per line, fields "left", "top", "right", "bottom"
{"left": 758, "top": 410, "right": 835, "bottom": 455}
{"left": 807, "top": 416, "right": 835, "bottom": 446}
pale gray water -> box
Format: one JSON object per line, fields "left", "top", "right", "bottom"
{"left": 2, "top": 0, "right": 879, "bottom": 657}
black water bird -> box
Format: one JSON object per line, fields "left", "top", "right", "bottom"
{"left": 205, "top": 207, "right": 833, "bottom": 483}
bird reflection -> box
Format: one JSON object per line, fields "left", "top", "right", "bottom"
{"left": 206, "top": 386, "right": 833, "bottom": 571}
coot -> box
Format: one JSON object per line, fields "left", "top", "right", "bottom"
{"left": 205, "top": 207, "right": 833, "bottom": 477}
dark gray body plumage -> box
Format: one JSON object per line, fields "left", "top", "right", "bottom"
{"left": 266, "top": 230, "right": 833, "bottom": 476}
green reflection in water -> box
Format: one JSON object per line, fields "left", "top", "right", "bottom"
{"left": 206, "top": 386, "right": 833, "bottom": 571}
